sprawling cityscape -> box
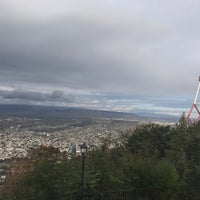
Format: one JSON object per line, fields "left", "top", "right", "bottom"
{"left": 0, "top": 104, "right": 176, "bottom": 187}
{"left": 0, "top": 117, "right": 140, "bottom": 160}
{"left": 0, "top": 116, "right": 140, "bottom": 185}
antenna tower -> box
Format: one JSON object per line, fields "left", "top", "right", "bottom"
{"left": 187, "top": 76, "right": 200, "bottom": 122}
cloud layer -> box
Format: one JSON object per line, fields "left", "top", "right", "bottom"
{"left": 0, "top": 0, "right": 200, "bottom": 115}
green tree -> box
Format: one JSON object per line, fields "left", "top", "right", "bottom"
{"left": 124, "top": 158, "right": 179, "bottom": 199}
{"left": 85, "top": 144, "right": 125, "bottom": 192}
{"left": 126, "top": 123, "right": 171, "bottom": 159}
{"left": 1, "top": 146, "right": 74, "bottom": 200}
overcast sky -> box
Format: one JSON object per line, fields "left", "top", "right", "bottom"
{"left": 0, "top": 0, "right": 200, "bottom": 117}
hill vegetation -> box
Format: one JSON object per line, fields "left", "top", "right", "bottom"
{"left": 1, "top": 113, "right": 200, "bottom": 199}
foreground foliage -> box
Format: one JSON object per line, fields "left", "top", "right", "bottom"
{"left": 1, "top": 115, "right": 200, "bottom": 199}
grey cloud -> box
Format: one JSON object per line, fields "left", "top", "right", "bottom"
{"left": 50, "top": 90, "right": 65, "bottom": 99}
{"left": 0, "top": 16, "right": 166, "bottom": 95}
{"left": 0, "top": 90, "right": 75, "bottom": 103}
{"left": 0, "top": 0, "right": 199, "bottom": 114}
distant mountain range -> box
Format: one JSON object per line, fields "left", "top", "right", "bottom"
{"left": 0, "top": 104, "right": 178, "bottom": 122}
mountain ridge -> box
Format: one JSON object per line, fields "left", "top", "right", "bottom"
{"left": 0, "top": 104, "right": 178, "bottom": 122}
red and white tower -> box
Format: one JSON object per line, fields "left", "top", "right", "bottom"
{"left": 187, "top": 76, "right": 200, "bottom": 122}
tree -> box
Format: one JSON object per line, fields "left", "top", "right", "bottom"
{"left": 1, "top": 146, "right": 72, "bottom": 200}
{"left": 122, "top": 157, "right": 179, "bottom": 199}
{"left": 85, "top": 144, "right": 126, "bottom": 193}
{"left": 126, "top": 123, "right": 171, "bottom": 159}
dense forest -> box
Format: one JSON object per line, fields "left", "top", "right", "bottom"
{"left": 1, "top": 113, "right": 200, "bottom": 199}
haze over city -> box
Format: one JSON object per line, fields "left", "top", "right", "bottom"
{"left": 0, "top": 0, "right": 200, "bottom": 117}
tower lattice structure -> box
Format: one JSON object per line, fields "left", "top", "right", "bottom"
{"left": 187, "top": 76, "right": 200, "bottom": 122}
